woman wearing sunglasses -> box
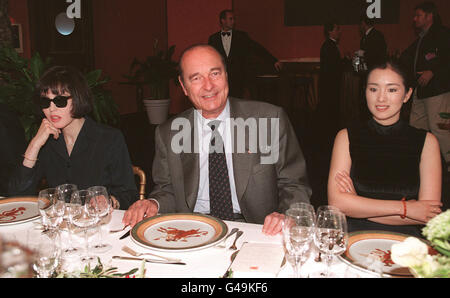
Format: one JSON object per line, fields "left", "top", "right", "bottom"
{"left": 8, "top": 66, "right": 138, "bottom": 209}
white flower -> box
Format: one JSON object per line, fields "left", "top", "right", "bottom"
{"left": 391, "top": 237, "right": 429, "bottom": 268}
{"left": 423, "top": 210, "right": 450, "bottom": 250}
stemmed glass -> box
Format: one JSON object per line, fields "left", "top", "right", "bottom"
{"left": 290, "top": 202, "right": 316, "bottom": 221}
{"left": 31, "top": 233, "right": 60, "bottom": 278}
{"left": 314, "top": 209, "right": 348, "bottom": 277}
{"left": 317, "top": 205, "right": 340, "bottom": 214}
{"left": 282, "top": 207, "right": 315, "bottom": 278}
{"left": 56, "top": 183, "right": 80, "bottom": 254}
{"left": 88, "top": 186, "right": 112, "bottom": 253}
{"left": 68, "top": 190, "right": 99, "bottom": 263}
{"left": 37, "top": 188, "right": 65, "bottom": 234}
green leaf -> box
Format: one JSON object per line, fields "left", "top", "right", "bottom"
{"left": 85, "top": 69, "right": 103, "bottom": 87}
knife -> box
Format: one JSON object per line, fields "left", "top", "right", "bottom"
{"left": 119, "top": 230, "right": 130, "bottom": 240}
{"left": 113, "top": 255, "right": 186, "bottom": 265}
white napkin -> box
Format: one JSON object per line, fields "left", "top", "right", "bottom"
{"left": 230, "top": 242, "right": 285, "bottom": 278}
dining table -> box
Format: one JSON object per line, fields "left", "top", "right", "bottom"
{"left": 0, "top": 207, "right": 385, "bottom": 279}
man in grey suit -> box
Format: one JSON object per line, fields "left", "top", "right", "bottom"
{"left": 123, "top": 44, "right": 311, "bottom": 235}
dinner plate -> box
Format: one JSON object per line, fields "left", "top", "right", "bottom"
{"left": 339, "top": 230, "right": 428, "bottom": 277}
{"left": 131, "top": 213, "right": 228, "bottom": 252}
{"left": 0, "top": 197, "right": 43, "bottom": 226}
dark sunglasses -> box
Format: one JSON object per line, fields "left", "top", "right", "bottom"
{"left": 39, "top": 95, "right": 71, "bottom": 109}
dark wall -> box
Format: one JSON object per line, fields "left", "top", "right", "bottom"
{"left": 285, "top": 0, "right": 400, "bottom": 26}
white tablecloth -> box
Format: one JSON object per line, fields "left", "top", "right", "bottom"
{"left": 0, "top": 210, "right": 377, "bottom": 278}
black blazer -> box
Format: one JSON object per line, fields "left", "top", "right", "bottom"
{"left": 8, "top": 117, "right": 138, "bottom": 209}
{"left": 401, "top": 24, "right": 450, "bottom": 99}
{"left": 360, "top": 28, "right": 387, "bottom": 69}
{"left": 208, "top": 30, "right": 278, "bottom": 97}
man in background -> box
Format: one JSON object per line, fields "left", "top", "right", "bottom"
{"left": 400, "top": 1, "right": 450, "bottom": 171}
{"left": 359, "top": 16, "right": 387, "bottom": 70}
{"left": 208, "top": 9, "right": 282, "bottom": 98}
{"left": 318, "top": 21, "right": 343, "bottom": 135}
{"left": 309, "top": 21, "right": 344, "bottom": 208}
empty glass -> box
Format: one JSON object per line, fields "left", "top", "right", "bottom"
{"left": 56, "top": 184, "right": 80, "bottom": 254}
{"left": 38, "top": 188, "right": 64, "bottom": 232}
{"left": 56, "top": 184, "right": 78, "bottom": 206}
{"left": 282, "top": 207, "right": 315, "bottom": 278}
{"left": 31, "top": 233, "right": 60, "bottom": 278}
{"left": 290, "top": 202, "right": 316, "bottom": 223}
{"left": 316, "top": 205, "right": 340, "bottom": 214}
{"left": 68, "top": 190, "right": 99, "bottom": 263}
{"left": 87, "top": 186, "right": 112, "bottom": 253}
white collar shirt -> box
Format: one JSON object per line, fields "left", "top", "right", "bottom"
{"left": 194, "top": 100, "right": 240, "bottom": 214}
{"left": 221, "top": 30, "right": 232, "bottom": 57}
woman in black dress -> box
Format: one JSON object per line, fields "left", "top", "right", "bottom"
{"left": 9, "top": 66, "right": 138, "bottom": 209}
{"left": 327, "top": 60, "right": 442, "bottom": 238}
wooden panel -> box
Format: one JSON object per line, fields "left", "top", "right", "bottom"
{"left": 27, "top": 0, "right": 94, "bottom": 71}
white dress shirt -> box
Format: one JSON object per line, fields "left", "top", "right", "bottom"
{"left": 221, "top": 30, "right": 232, "bottom": 57}
{"left": 194, "top": 100, "right": 240, "bottom": 214}
{"left": 365, "top": 27, "right": 374, "bottom": 37}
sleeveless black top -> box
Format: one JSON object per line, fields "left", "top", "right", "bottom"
{"left": 347, "top": 118, "right": 427, "bottom": 238}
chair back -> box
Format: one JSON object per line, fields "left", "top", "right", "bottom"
{"left": 132, "top": 166, "right": 146, "bottom": 200}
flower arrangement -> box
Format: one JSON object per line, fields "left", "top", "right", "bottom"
{"left": 391, "top": 210, "right": 450, "bottom": 278}
{"left": 55, "top": 258, "right": 146, "bottom": 278}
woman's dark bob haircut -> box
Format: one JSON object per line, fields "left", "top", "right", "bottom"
{"left": 366, "top": 59, "right": 414, "bottom": 91}
{"left": 36, "top": 65, "right": 93, "bottom": 118}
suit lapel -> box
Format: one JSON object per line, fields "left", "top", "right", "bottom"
{"left": 228, "top": 98, "right": 257, "bottom": 202}
{"left": 178, "top": 110, "right": 199, "bottom": 210}
{"left": 213, "top": 32, "right": 227, "bottom": 59}
{"left": 228, "top": 32, "right": 234, "bottom": 59}
{"left": 70, "top": 117, "right": 92, "bottom": 158}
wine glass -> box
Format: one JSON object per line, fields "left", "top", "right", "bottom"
{"left": 282, "top": 207, "right": 315, "bottom": 278}
{"left": 38, "top": 188, "right": 64, "bottom": 236}
{"left": 314, "top": 209, "right": 348, "bottom": 277}
{"left": 290, "top": 202, "right": 316, "bottom": 223}
{"left": 316, "top": 205, "right": 340, "bottom": 216}
{"left": 31, "top": 233, "right": 60, "bottom": 278}
{"left": 56, "top": 184, "right": 80, "bottom": 254}
{"left": 87, "top": 186, "right": 112, "bottom": 253}
{"left": 68, "top": 190, "right": 99, "bottom": 263}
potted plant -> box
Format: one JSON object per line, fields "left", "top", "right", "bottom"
{"left": 0, "top": 45, "right": 119, "bottom": 141}
{"left": 121, "top": 40, "right": 178, "bottom": 124}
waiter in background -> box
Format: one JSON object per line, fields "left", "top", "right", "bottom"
{"left": 208, "top": 9, "right": 281, "bottom": 98}
{"left": 359, "top": 15, "right": 387, "bottom": 70}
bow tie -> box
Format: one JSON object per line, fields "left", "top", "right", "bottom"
{"left": 221, "top": 32, "right": 231, "bottom": 37}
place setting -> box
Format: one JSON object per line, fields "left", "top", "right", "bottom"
{"left": 0, "top": 183, "right": 120, "bottom": 277}
{"left": 129, "top": 213, "right": 229, "bottom": 252}
{"left": 0, "top": 196, "right": 43, "bottom": 226}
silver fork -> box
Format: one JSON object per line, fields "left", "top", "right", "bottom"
{"left": 121, "top": 245, "right": 182, "bottom": 262}
{"left": 229, "top": 231, "right": 244, "bottom": 250}
{"left": 216, "top": 228, "right": 239, "bottom": 248}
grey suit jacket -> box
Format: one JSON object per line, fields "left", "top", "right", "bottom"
{"left": 149, "top": 98, "right": 311, "bottom": 224}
